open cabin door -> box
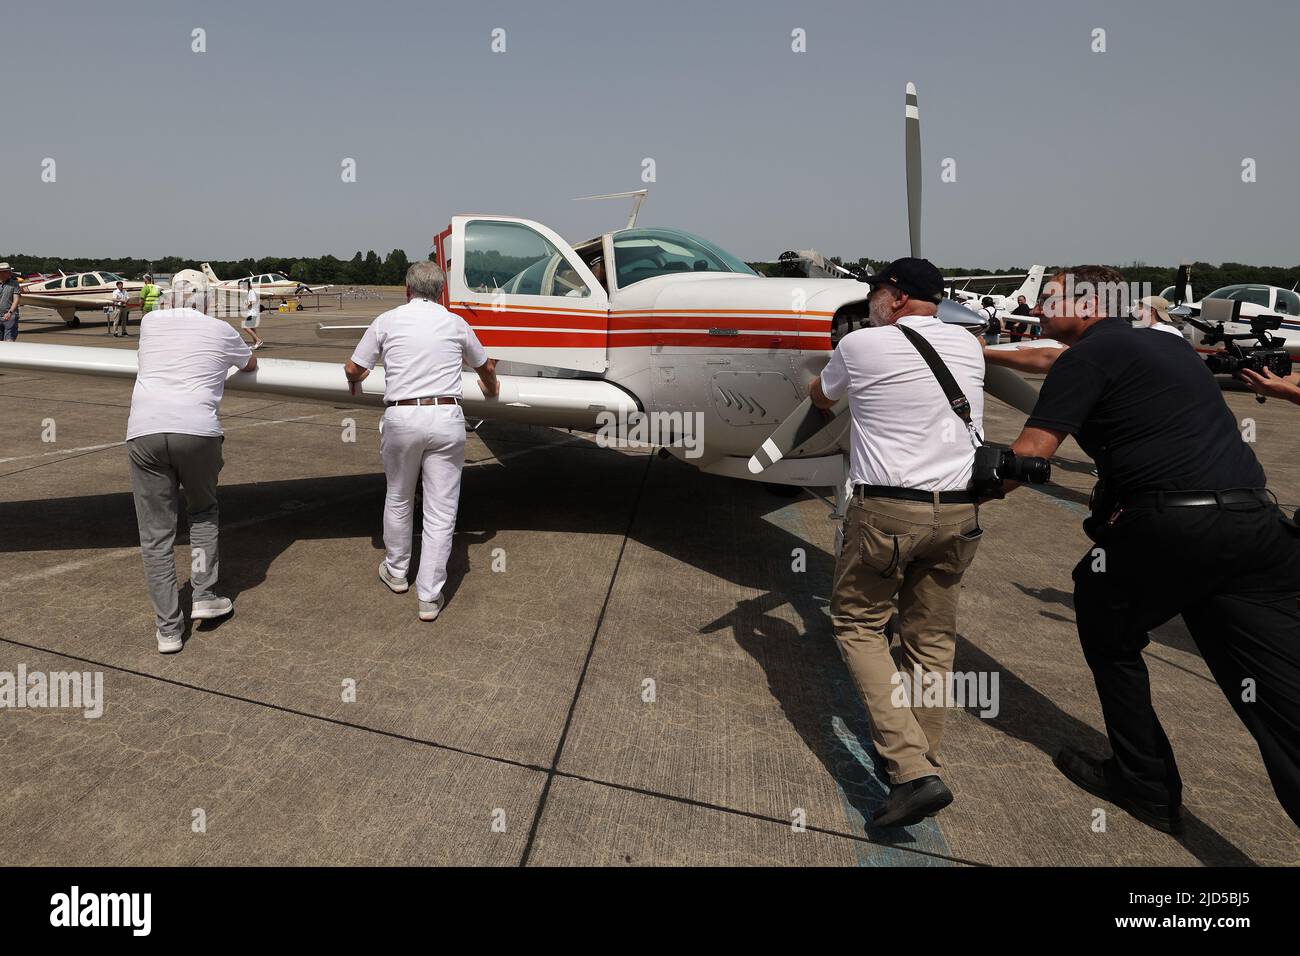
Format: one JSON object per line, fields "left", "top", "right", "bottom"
{"left": 440, "top": 215, "right": 609, "bottom": 373}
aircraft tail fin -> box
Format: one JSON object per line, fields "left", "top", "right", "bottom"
{"left": 200, "top": 263, "right": 220, "bottom": 284}
{"left": 1007, "top": 265, "right": 1045, "bottom": 307}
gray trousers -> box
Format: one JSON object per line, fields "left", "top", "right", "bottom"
{"left": 127, "top": 433, "right": 224, "bottom": 638}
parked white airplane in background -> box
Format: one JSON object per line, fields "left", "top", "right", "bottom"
{"left": 947, "top": 264, "right": 1046, "bottom": 316}
{"left": 1163, "top": 266, "right": 1300, "bottom": 357}
{"left": 18, "top": 272, "right": 145, "bottom": 327}
{"left": 198, "top": 263, "right": 333, "bottom": 304}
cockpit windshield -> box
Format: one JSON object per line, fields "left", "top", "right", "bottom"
{"left": 612, "top": 228, "right": 756, "bottom": 289}
{"left": 1204, "top": 285, "right": 1271, "bottom": 308}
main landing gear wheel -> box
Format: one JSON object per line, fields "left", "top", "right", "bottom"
{"left": 66, "top": 316, "right": 81, "bottom": 328}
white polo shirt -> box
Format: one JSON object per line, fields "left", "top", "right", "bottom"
{"left": 350, "top": 297, "right": 488, "bottom": 402}
{"left": 126, "top": 308, "right": 253, "bottom": 440}
{"left": 819, "top": 313, "right": 985, "bottom": 491}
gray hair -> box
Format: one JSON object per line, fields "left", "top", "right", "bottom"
{"left": 406, "top": 261, "right": 445, "bottom": 300}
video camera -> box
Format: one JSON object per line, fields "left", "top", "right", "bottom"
{"left": 972, "top": 446, "right": 1051, "bottom": 499}
{"left": 1186, "top": 299, "right": 1293, "bottom": 386}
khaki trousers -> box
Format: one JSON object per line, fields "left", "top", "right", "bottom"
{"left": 831, "top": 494, "right": 982, "bottom": 784}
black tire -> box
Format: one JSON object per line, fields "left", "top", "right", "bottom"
{"left": 67, "top": 316, "right": 81, "bottom": 328}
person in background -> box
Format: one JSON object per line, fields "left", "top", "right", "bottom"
{"left": 110, "top": 280, "right": 131, "bottom": 337}
{"left": 139, "top": 274, "right": 163, "bottom": 315}
{"left": 0, "top": 263, "right": 21, "bottom": 342}
{"left": 1130, "top": 295, "right": 1184, "bottom": 338}
{"left": 980, "top": 296, "right": 1001, "bottom": 345}
{"left": 1008, "top": 294, "right": 1033, "bottom": 343}
{"left": 240, "top": 278, "right": 264, "bottom": 350}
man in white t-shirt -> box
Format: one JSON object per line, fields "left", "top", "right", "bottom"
{"left": 126, "top": 298, "right": 257, "bottom": 652}
{"left": 809, "top": 256, "right": 985, "bottom": 828}
{"left": 344, "top": 261, "right": 499, "bottom": 622}
{"left": 240, "top": 278, "right": 264, "bottom": 350}
{"left": 110, "top": 281, "right": 130, "bottom": 337}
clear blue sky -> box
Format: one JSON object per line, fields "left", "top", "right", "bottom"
{"left": 5, "top": 0, "right": 1298, "bottom": 267}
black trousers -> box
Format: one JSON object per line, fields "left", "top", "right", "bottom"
{"left": 1072, "top": 499, "right": 1300, "bottom": 826}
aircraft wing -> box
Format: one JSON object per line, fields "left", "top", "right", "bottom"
{"left": 20, "top": 293, "right": 140, "bottom": 312}
{"left": 0, "top": 343, "right": 640, "bottom": 429}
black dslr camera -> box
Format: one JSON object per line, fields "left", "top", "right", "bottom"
{"left": 1188, "top": 299, "right": 1294, "bottom": 386}
{"left": 971, "top": 445, "right": 1051, "bottom": 499}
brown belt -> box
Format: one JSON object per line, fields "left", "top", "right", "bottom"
{"left": 386, "top": 396, "right": 461, "bottom": 407}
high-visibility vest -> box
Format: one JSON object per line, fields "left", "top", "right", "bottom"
{"left": 140, "top": 283, "right": 162, "bottom": 312}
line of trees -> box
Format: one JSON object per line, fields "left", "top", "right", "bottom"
{"left": 7, "top": 247, "right": 1299, "bottom": 295}
{"left": 1, "top": 249, "right": 417, "bottom": 285}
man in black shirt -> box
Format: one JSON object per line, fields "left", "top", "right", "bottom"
{"left": 1002, "top": 265, "right": 1300, "bottom": 833}
{"left": 1008, "top": 295, "right": 1033, "bottom": 342}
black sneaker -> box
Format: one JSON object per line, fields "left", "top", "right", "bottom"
{"left": 872, "top": 775, "right": 953, "bottom": 828}
{"left": 1054, "top": 747, "right": 1184, "bottom": 835}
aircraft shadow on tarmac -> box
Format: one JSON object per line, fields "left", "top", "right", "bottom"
{"left": 0, "top": 423, "right": 1254, "bottom": 864}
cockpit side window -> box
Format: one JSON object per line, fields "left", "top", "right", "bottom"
{"left": 463, "top": 220, "right": 591, "bottom": 298}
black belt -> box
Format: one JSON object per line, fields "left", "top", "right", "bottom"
{"left": 854, "top": 484, "right": 978, "bottom": 504}
{"left": 386, "top": 396, "right": 461, "bottom": 407}
{"left": 1119, "top": 488, "right": 1271, "bottom": 509}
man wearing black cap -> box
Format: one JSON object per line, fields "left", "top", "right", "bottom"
{"left": 810, "top": 257, "right": 986, "bottom": 827}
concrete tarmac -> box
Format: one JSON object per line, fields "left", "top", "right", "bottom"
{"left": 2, "top": 299, "right": 1297, "bottom": 865}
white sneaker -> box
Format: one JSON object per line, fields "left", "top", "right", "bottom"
{"left": 418, "top": 595, "right": 444, "bottom": 622}
{"left": 191, "top": 597, "right": 234, "bottom": 621}
{"left": 157, "top": 629, "right": 183, "bottom": 654}
{"left": 379, "top": 562, "right": 409, "bottom": 594}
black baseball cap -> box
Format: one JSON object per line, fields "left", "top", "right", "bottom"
{"left": 859, "top": 257, "right": 945, "bottom": 303}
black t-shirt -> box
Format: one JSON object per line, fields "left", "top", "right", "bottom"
{"left": 1026, "top": 317, "right": 1266, "bottom": 494}
{"left": 1011, "top": 304, "right": 1033, "bottom": 316}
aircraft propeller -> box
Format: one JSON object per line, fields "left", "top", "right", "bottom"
{"left": 747, "top": 82, "right": 1039, "bottom": 478}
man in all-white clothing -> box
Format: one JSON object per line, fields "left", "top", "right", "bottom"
{"left": 126, "top": 287, "right": 257, "bottom": 652}
{"left": 344, "top": 262, "right": 499, "bottom": 621}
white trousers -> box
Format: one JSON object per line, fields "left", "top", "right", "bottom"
{"left": 378, "top": 404, "right": 466, "bottom": 602}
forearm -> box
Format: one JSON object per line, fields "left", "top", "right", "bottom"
{"left": 984, "top": 345, "right": 1064, "bottom": 374}
{"left": 808, "top": 376, "right": 836, "bottom": 410}
{"left": 1001, "top": 426, "right": 1067, "bottom": 495}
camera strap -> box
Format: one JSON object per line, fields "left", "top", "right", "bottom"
{"left": 896, "top": 323, "right": 984, "bottom": 447}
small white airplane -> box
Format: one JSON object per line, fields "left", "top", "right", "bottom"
{"left": 18, "top": 271, "right": 145, "bottom": 327}
{"left": 0, "top": 84, "right": 1036, "bottom": 516}
{"left": 1162, "top": 266, "right": 1300, "bottom": 357}
{"left": 197, "top": 263, "right": 333, "bottom": 305}
{"left": 947, "top": 265, "right": 1046, "bottom": 317}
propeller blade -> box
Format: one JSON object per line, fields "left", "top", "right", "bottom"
{"left": 905, "top": 82, "right": 922, "bottom": 259}
{"left": 984, "top": 364, "right": 1040, "bottom": 415}
{"left": 747, "top": 396, "right": 847, "bottom": 475}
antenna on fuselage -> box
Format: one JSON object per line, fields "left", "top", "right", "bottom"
{"left": 573, "top": 189, "right": 648, "bottom": 229}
